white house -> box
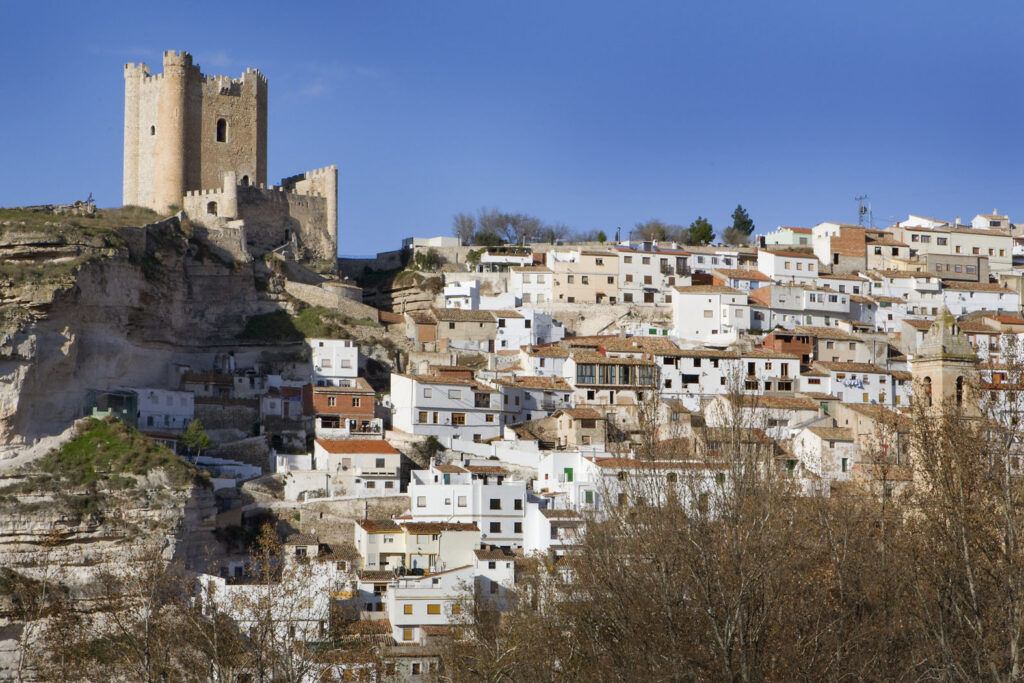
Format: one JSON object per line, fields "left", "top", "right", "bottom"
{"left": 130, "top": 387, "right": 194, "bottom": 431}
{"left": 495, "top": 375, "right": 574, "bottom": 423}
{"left": 756, "top": 249, "right": 820, "bottom": 284}
{"left": 390, "top": 374, "right": 503, "bottom": 442}
{"left": 518, "top": 344, "right": 570, "bottom": 378}
{"left": 309, "top": 338, "right": 358, "bottom": 381}
{"left": 353, "top": 519, "right": 481, "bottom": 573}
{"left": 672, "top": 285, "right": 751, "bottom": 345}
{"left": 494, "top": 309, "right": 565, "bottom": 351}
{"left": 523, "top": 504, "right": 585, "bottom": 558}
{"left": 616, "top": 242, "right": 689, "bottom": 305}
{"left": 407, "top": 463, "right": 527, "bottom": 547}
{"left": 313, "top": 439, "right": 402, "bottom": 497}
{"left": 798, "top": 362, "right": 912, "bottom": 407}
{"left": 749, "top": 284, "right": 853, "bottom": 330}
{"left": 443, "top": 280, "right": 480, "bottom": 309}
{"left": 385, "top": 564, "right": 475, "bottom": 645}
{"left": 791, "top": 426, "right": 859, "bottom": 483}
{"left": 510, "top": 266, "right": 555, "bottom": 305}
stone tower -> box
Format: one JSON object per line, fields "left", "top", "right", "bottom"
{"left": 123, "top": 50, "right": 268, "bottom": 213}
{"left": 910, "top": 308, "right": 979, "bottom": 412}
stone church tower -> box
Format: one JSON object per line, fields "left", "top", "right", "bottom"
{"left": 123, "top": 50, "right": 268, "bottom": 213}
{"left": 910, "top": 308, "right": 979, "bottom": 412}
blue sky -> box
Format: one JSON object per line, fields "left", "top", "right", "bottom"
{"left": 2, "top": 1, "right": 1023, "bottom": 255}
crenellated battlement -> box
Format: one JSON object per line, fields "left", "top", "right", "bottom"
{"left": 162, "top": 50, "right": 192, "bottom": 66}
{"left": 305, "top": 165, "right": 338, "bottom": 178}
{"left": 124, "top": 63, "right": 151, "bottom": 78}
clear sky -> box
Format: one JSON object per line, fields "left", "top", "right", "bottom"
{"left": 2, "top": 1, "right": 1023, "bottom": 255}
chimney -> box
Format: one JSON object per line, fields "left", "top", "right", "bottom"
{"left": 955, "top": 216, "right": 961, "bottom": 225}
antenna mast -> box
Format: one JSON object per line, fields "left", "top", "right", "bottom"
{"left": 855, "top": 195, "right": 870, "bottom": 227}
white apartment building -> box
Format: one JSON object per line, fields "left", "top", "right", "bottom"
{"left": 391, "top": 374, "right": 503, "bottom": 442}
{"left": 385, "top": 564, "right": 474, "bottom": 646}
{"left": 971, "top": 210, "right": 1010, "bottom": 231}
{"left": 312, "top": 439, "right": 402, "bottom": 497}
{"left": 523, "top": 504, "right": 584, "bottom": 558}
{"left": 517, "top": 344, "right": 570, "bottom": 378}
{"left": 940, "top": 281, "right": 1020, "bottom": 317}
{"left": 495, "top": 375, "right": 574, "bottom": 423}
{"left": 660, "top": 349, "right": 738, "bottom": 410}
{"left": 494, "top": 309, "right": 565, "bottom": 351}
{"left": 756, "top": 249, "right": 820, "bottom": 284}
{"left": 889, "top": 223, "right": 1013, "bottom": 273}
{"left": 672, "top": 285, "right": 751, "bottom": 345}
{"left": 686, "top": 248, "right": 745, "bottom": 275}
{"left": 130, "top": 387, "right": 195, "bottom": 431}
{"left": 798, "top": 362, "right": 912, "bottom": 407}
{"left": 510, "top": 266, "right": 555, "bottom": 305}
{"left": 749, "top": 285, "right": 853, "bottom": 330}
{"left": 407, "top": 463, "right": 527, "bottom": 547}
{"left": 353, "top": 519, "right": 481, "bottom": 573}
{"left": 616, "top": 242, "right": 689, "bottom": 305}
{"left": 443, "top": 280, "right": 480, "bottom": 309}
{"left": 309, "top": 338, "right": 358, "bottom": 382}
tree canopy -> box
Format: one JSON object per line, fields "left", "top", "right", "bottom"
{"left": 688, "top": 216, "right": 715, "bottom": 245}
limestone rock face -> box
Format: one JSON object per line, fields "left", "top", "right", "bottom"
{"left": 0, "top": 216, "right": 277, "bottom": 458}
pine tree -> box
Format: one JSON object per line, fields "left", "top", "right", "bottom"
{"left": 688, "top": 217, "right": 715, "bottom": 245}
{"left": 730, "top": 204, "right": 754, "bottom": 237}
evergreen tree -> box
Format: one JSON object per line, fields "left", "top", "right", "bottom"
{"left": 688, "top": 216, "right": 715, "bottom": 245}
{"left": 182, "top": 419, "right": 211, "bottom": 460}
{"left": 730, "top": 204, "right": 754, "bottom": 237}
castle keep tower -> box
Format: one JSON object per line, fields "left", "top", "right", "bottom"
{"left": 123, "top": 50, "right": 268, "bottom": 212}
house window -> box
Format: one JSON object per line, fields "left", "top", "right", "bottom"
{"left": 403, "top": 629, "right": 414, "bottom": 642}
{"left": 452, "top": 413, "right": 466, "bottom": 425}
{"left": 449, "top": 389, "right": 461, "bottom": 399}
{"left": 584, "top": 490, "right": 594, "bottom": 504}
{"left": 412, "top": 663, "right": 421, "bottom": 674}
{"left": 352, "top": 397, "right": 361, "bottom": 407}
{"left": 567, "top": 275, "right": 574, "bottom": 284}
{"left": 485, "top": 414, "right": 495, "bottom": 423}
{"left": 514, "top": 521, "right": 522, "bottom": 533}
{"left": 404, "top": 604, "right": 413, "bottom": 615}
{"left": 490, "top": 498, "right": 501, "bottom": 510}
{"left": 489, "top": 522, "right": 501, "bottom": 533}
{"left": 375, "top": 458, "right": 386, "bottom": 468}
{"left": 449, "top": 322, "right": 456, "bottom": 330}
{"left": 608, "top": 276, "right": 615, "bottom": 284}
{"left": 642, "top": 257, "right": 651, "bottom": 265}
{"left": 216, "top": 118, "right": 227, "bottom": 142}
{"left": 206, "top": 201, "right": 218, "bottom": 215}
{"left": 418, "top": 411, "right": 428, "bottom": 423}
{"left": 595, "top": 258, "right": 604, "bottom": 265}
{"left": 417, "top": 496, "right": 426, "bottom": 507}
{"left": 581, "top": 276, "right": 589, "bottom": 285}
{"left": 427, "top": 604, "right": 441, "bottom": 615}
{"left": 617, "top": 471, "right": 628, "bottom": 481}
{"left": 458, "top": 496, "right": 467, "bottom": 507}
{"left": 841, "top": 458, "right": 849, "bottom": 473}
{"left": 327, "top": 396, "right": 336, "bottom": 407}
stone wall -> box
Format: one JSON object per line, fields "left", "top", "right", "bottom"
{"left": 206, "top": 435, "right": 271, "bottom": 471}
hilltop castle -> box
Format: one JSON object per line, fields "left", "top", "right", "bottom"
{"left": 123, "top": 50, "right": 337, "bottom": 262}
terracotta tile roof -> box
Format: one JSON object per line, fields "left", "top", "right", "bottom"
{"left": 434, "top": 464, "right": 467, "bottom": 474}
{"left": 431, "top": 308, "right": 496, "bottom": 323}
{"left": 559, "top": 407, "right": 604, "bottom": 420}
{"left": 740, "top": 349, "right": 802, "bottom": 359}
{"left": 793, "top": 325, "right": 863, "bottom": 341}
{"left": 474, "top": 548, "right": 517, "bottom": 561}
{"left": 799, "top": 391, "right": 840, "bottom": 401}
{"left": 510, "top": 265, "right": 553, "bottom": 272}
{"left": 493, "top": 375, "right": 572, "bottom": 390}
{"left": 903, "top": 319, "right": 933, "bottom": 330}
{"left": 570, "top": 350, "right": 656, "bottom": 366}
{"left": 182, "top": 372, "right": 233, "bottom": 385}
{"left": 401, "top": 522, "right": 479, "bottom": 533}
{"left": 464, "top": 465, "right": 507, "bottom": 474}
{"left": 676, "top": 348, "right": 739, "bottom": 358}
{"left": 779, "top": 226, "right": 813, "bottom": 233}
{"left": 870, "top": 295, "right": 905, "bottom": 304}
{"left": 759, "top": 249, "right": 820, "bottom": 259}
{"left": 408, "top": 311, "right": 436, "bottom": 325}
{"left": 357, "top": 570, "right": 395, "bottom": 582}
{"left": 812, "top": 361, "right": 892, "bottom": 374}
{"left": 712, "top": 268, "right": 773, "bottom": 281}
{"left": 540, "top": 509, "right": 585, "bottom": 522}
{"left": 941, "top": 280, "right": 1014, "bottom": 293}
{"left": 747, "top": 287, "right": 772, "bottom": 306}
{"left": 524, "top": 344, "right": 571, "bottom": 358}
{"left": 674, "top": 285, "right": 744, "bottom": 295}
{"left": 491, "top": 310, "right": 524, "bottom": 319}
{"left": 356, "top": 519, "right": 401, "bottom": 533}
{"left": 807, "top": 427, "right": 854, "bottom": 441}
{"left": 316, "top": 439, "right": 399, "bottom": 455}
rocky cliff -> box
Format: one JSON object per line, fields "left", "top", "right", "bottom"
{"left": 0, "top": 208, "right": 284, "bottom": 460}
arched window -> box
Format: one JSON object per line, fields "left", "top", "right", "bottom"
{"left": 923, "top": 376, "right": 932, "bottom": 407}
{"left": 956, "top": 376, "right": 964, "bottom": 405}
{"left": 216, "top": 118, "right": 227, "bottom": 142}
{"left": 240, "top": 175, "right": 249, "bottom": 187}
{"left": 150, "top": 125, "right": 156, "bottom": 136}
{"left": 206, "top": 201, "right": 217, "bottom": 216}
